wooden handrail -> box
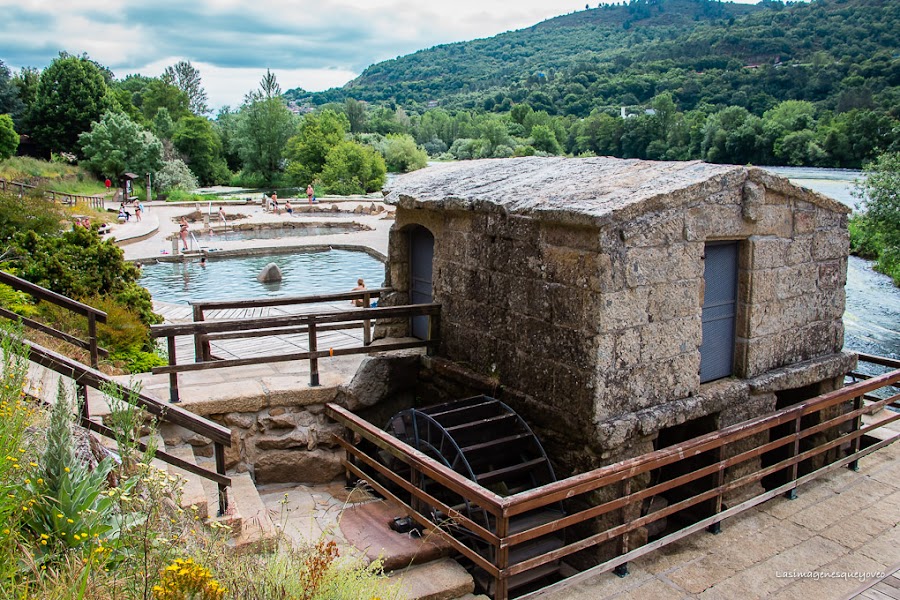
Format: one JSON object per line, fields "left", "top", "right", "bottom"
{"left": 502, "top": 366, "right": 900, "bottom": 514}
{"left": 14, "top": 334, "right": 233, "bottom": 515}
{"left": 190, "top": 287, "right": 392, "bottom": 311}
{"left": 330, "top": 359, "right": 900, "bottom": 600}
{"left": 0, "top": 270, "right": 108, "bottom": 368}
{"left": 151, "top": 302, "right": 441, "bottom": 401}
{"left": 22, "top": 338, "right": 231, "bottom": 446}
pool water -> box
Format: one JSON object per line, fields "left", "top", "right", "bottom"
{"left": 139, "top": 249, "right": 386, "bottom": 305}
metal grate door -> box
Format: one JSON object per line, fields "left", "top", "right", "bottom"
{"left": 700, "top": 242, "right": 738, "bottom": 383}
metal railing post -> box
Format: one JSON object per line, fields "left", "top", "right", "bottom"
{"left": 167, "top": 336, "right": 180, "bottom": 403}
{"left": 308, "top": 316, "right": 319, "bottom": 386}
{"left": 215, "top": 442, "right": 228, "bottom": 516}
{"left": 848, "top": 394, "right": 863, "bottom": 471}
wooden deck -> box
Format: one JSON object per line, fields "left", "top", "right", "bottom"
{"left": 848, "top": 564, "right": 900, "bottom": 600}
{"left": 153, "top": 300, "right": 367, "bottom": 363}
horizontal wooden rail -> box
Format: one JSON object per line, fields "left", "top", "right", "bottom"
{"left": 190, "top": 287, "right": 392, "bottom": 312}
{"left": 23, "top": 338, "right": 231, "bottom": 446}
{"left": 153, "top": 302, "right": 441, "bottom": 401}
{"left": 0, "top": 270, "right": 108, "bottom": 368}
{"left": 503, "top": 367, "right": 900, "bottom": 515}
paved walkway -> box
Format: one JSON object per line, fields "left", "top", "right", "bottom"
{"left": 534, "top": 434, "right": 900, "bottom": 600}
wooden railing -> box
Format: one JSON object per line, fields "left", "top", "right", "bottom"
{"left": 0, "top": 178, "right": 105, "bottom": 209}
{"left": 0, "top": 271, "right": 108, "bottom": 368}
{"left": 328, "top": 356, "right": 900, "bottom": 600}
{"left": 188, "top": 287, "right": 392, "bottom": 362}
{"left": 151, "top": 290, "right": 440, "bottom": 403}
{"left": 14, "top": 336, "right": 233, "bottom": 516}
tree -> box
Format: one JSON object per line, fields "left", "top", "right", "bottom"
{"left": 0, "top": 60, "right": 24, "bottom": 124}
{"left": 0, "top": 114, "right": 19, "bottom": 160}
{"left": 319, "top": 141, "right": 386, "bottom": 194}
{"left": 530, "top": 124, "right": 562, "bottom": 155}
{"left": 27, "top": 53, "right": 114, "bottom": 156}
{"left": 284, "top": 109, "right": 349, "bottom": 185}
{"left": 382, "top": 134, "right": 428, "bottom": 173}
{"left": 162, "top": 61, "right": 210, "bottom": 116}
{"left": 141, "top": 79, "right": 190, "bottom": 122}
{"left": 172, "top": 116, "right": 228, "bottom": 185}
{"left": 11, "top": 67, "right": 40, "bottom": 125}
{"left": 78, "top": 111, "right": 163, "bottom": 180}
{"left": 855, "top": 152, "right": 900, "bottom": 284}
{"left": 234, "top": 72, "right": 295, "bottom": 184}
{"left": 344, "top": 98, "right": 367, "bottom": 133}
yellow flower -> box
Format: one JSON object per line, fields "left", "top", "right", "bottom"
{"left": 66, "top": 518, "right": 74, "bottom": 524}
{"left": 64, "top": 467, "right": 70, "bottom": 473}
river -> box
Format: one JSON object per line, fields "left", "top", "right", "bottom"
{"left": 762, "top": 167, "right": 899, "bottom": 360}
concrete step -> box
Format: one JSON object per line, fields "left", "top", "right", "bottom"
{"left": 227, "top": 472, "right": 278, "bottom": 553}
{"left": 383, "top": 558, "right": 475, "bottom": 600}
{"left": 163, "top": 444, "right": 209, "bottom": 520}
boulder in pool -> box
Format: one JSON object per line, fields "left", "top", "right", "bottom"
{"left": 257, "top": 262, "right": 283, "bottom": 283}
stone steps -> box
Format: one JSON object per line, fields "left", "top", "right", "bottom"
{"left": 163, "top": 444, "right": 277, "bottom": 552}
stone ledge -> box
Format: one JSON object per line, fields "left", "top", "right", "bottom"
{"left": 748, "top": 351, "right": 856, "bottom": 393}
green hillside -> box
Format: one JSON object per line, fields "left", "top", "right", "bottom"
{"left": 286, "top": 0, "right": 898, "bottom": 119}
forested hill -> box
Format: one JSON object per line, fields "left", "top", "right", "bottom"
{"left": 286, "top": 0, "right": 898, "bottom": 117}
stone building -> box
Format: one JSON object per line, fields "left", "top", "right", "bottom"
{"left": 380, "top": 156, "right": 854, "bottom": 493}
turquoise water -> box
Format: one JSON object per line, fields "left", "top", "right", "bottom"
{"left": 139, "top": 249, "right": 385, "bottom": 305}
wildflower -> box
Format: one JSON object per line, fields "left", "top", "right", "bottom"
{"left": 64, "top": 467, "right": 70, "bottom": 473}
{"left": 67, "top": 518, "right": 74, "bottom": 524}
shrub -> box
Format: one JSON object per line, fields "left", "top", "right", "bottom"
{"left": 154, "top": 160, "right": 199, "bottom": 195}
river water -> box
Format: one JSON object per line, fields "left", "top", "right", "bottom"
{"left": 762, "top": 167, "right": 899, "bottom": 360}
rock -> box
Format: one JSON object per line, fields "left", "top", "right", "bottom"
{"left": 252, "top": 448, "right": 343, "bottom": 484}
{"left": 256, "top": 428, "right": 310, "bottom": 450}
{"left": 342, "top": 354, "right": 420, "bottom": 411}
{"left": 257, "top": 262, "right": 282, "bottom": 283}
{"left": 330, "top": 204, "right": 340, "bottom": 212}
{"left": 223, "top": 412, "right": 256, "bottom": 429}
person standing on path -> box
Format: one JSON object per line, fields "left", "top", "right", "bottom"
{"left": 306, "top": 184, "right": 314, "bottom": 204}
{"left": 105, "top": 178, "right": 111, "bottom": 192}
{"left": 135, "top": 201, "right": 143, "bottom": 222}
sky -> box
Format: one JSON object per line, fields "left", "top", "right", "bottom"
{"left": 0, "top": 0, "right": 756, "bottom": 111}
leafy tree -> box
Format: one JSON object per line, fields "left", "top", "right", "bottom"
{"left": 319, "top": 141, "right": 386, "bottom": 194}
{"left": 530, "top": 124, "right": 562, "bottom": 155}
{"left": 151, "top": 107, "right": 176, "bottom": 140}
{"left": 78, "top": 111, "right": 163, "bottom": 180}
{"left": 0, "top": 115, "right": 18, "bottom": 160}
{"left": 284, "top": 109, "right": 349, "bottom": 185}
{"left": 0, "top": 60, "right": 24, "bottom": 124}
{"left": 344, "top": 98, "right": 367, "bottom": 133}
{"left": 854, "top": 153, "right": 900, "bottom": 284}
{"left": 11, "top": 67, "right": 39, "bottom": 124}
{"left": 214, "top": 106, "right": 242, "bottom": 172}
{"left": 382, "top": 134, "right": 428, "bottom": 173}
{"left": 234, "top": 72, "right": 295, "bottom": 184}
{"left": 163, "top": 61, "right": 209, "bottom": 116}
{"left": 27, "top": 53, "right": 114, "bottom": 156}
{"left": 141, "top": 79, "right": 190, "bottom": 122}
{"left": 172, "top": 116, "right": 228, "bottom": 185}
